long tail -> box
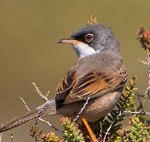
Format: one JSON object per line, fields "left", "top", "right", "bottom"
{"left": 0, "top": 99, "right": 56, "bottom": 132}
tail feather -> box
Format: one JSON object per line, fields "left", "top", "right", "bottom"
{"left": 0, "top": 99, "right": 56, "bottom": 132}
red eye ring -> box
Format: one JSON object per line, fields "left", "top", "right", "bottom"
{"left": 85, "top": 33, "right": 94, "bottom": 42}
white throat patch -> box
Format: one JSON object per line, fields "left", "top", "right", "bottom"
{"left": 73, "top": 42, "right": 97, "bottom": 59}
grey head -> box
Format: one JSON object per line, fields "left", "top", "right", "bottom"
{"left": 58, "top": 24, "right": 120, "bottom": 59}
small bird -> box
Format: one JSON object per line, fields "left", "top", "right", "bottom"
{"left": 0, "top": 24, "right": 127, "bottom": 142}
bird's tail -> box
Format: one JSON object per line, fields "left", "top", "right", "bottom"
{"left": 0, "top": 99, "right": 56, "bottom": 132}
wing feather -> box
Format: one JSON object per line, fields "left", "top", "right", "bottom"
{"left": 55, "top": 64, "right": 127, "bottom": 108}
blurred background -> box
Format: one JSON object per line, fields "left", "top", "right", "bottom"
{"left": 0, "top": 0, "right": 150, "bottom": 141}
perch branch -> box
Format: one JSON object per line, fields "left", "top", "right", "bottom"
{"left": 123, "top": 110, "right": 150, "bottom": 116}
{"left": 73, "top": 97, "right": 90, "bottom": 123}
{"left": 20, "top": 97, "right": 62, "bottom": 133}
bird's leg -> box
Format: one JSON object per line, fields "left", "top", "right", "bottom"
{"left": 81, "top": 117, "right": 98, "bottom": 142}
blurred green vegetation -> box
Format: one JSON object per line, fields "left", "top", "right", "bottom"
{"left": 1, "top": 1, "right": 150, "bottom": 141}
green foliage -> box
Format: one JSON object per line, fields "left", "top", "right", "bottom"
{"left": 61, "top": 117, "right": 85, "bottom": 142}
{"left": 44, "top": 132, "right": 62, "bottom": 142}
{"left": 130, "top": 117, "right": 144, "bottom": 142}
{"left": 124, "top": 76, "right": 138, "bottom": 111}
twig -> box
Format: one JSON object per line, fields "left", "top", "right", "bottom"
{"left": 20, "top": 97, "right": 30, "bottom": 111}
{"left": 123, "top": 110, "right": 150, "bottom": 116}
{"left": 141, "top": 50, "right": 150, "bottom": 110}
{"left": 142, "top": 86, "right": 150, "bottom": 109}
{"left": 73, "top": 97, "right": 90, "bottom": 123}
{"left": 0, "top": 133, "right": 2, "bottom": 142}
{"left": 98, "top": 122, "right": 103, "bottom": 141}
{"left": 137, "top": 93, "right": 143, "bottom": 105}
{"left": 137, "top": 93, "right": 145, "bottom": 98}
{"left": 20, "top": 97, "right": 62, "bottom": 133}
{"left": 10, "top": 132, "right": 14, "bottom": 142}
{"left": 45, "top": 91, "right": 50, "bottom": 99}
{"left": 139, "top": 59, "right": 148, "bottom": 65}
{"left": 38, "top": 118, "right": 62, "bottom": 133}
{"left": 32, "top": 82, "right": 49, "bottom": 102}
{"left": 143, "top": 126, "right": 150, "bottom": 129}
{"left": 34, "top": 121, "right": 38, "bottom": 142}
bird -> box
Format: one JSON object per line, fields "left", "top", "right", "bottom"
{"left": 0, "top": 24, "right": 127, "bottom": 142}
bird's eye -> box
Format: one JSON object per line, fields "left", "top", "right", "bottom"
{"left": 85, "top": 33, "right": 94, "bottom": 42}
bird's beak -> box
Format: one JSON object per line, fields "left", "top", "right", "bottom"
{"left": 57, "top": 38, "right": 82, "bottom": 45}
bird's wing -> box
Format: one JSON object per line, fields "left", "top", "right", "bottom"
{"left": 55, "top": 70, "right": 77, "bottom": 108}
{"left": 55, "top": 64, "right": 127, "bottom": 108}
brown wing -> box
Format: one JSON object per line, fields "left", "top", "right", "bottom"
{"left": 55, "top": 70, "right": 77, "bottom": 108}
{"left": 55, "top": 64, "right": 127, "bottom": 108}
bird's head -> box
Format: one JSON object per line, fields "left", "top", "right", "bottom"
{"left": 58, "top": 24, "right": 120, "bottom": 59}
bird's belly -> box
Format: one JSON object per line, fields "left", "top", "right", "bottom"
{"left": 82, "top": 91, "right": 121, "bottom": 122}
{"left": 57, "top": 90, "right": 122, "bottom": 122}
